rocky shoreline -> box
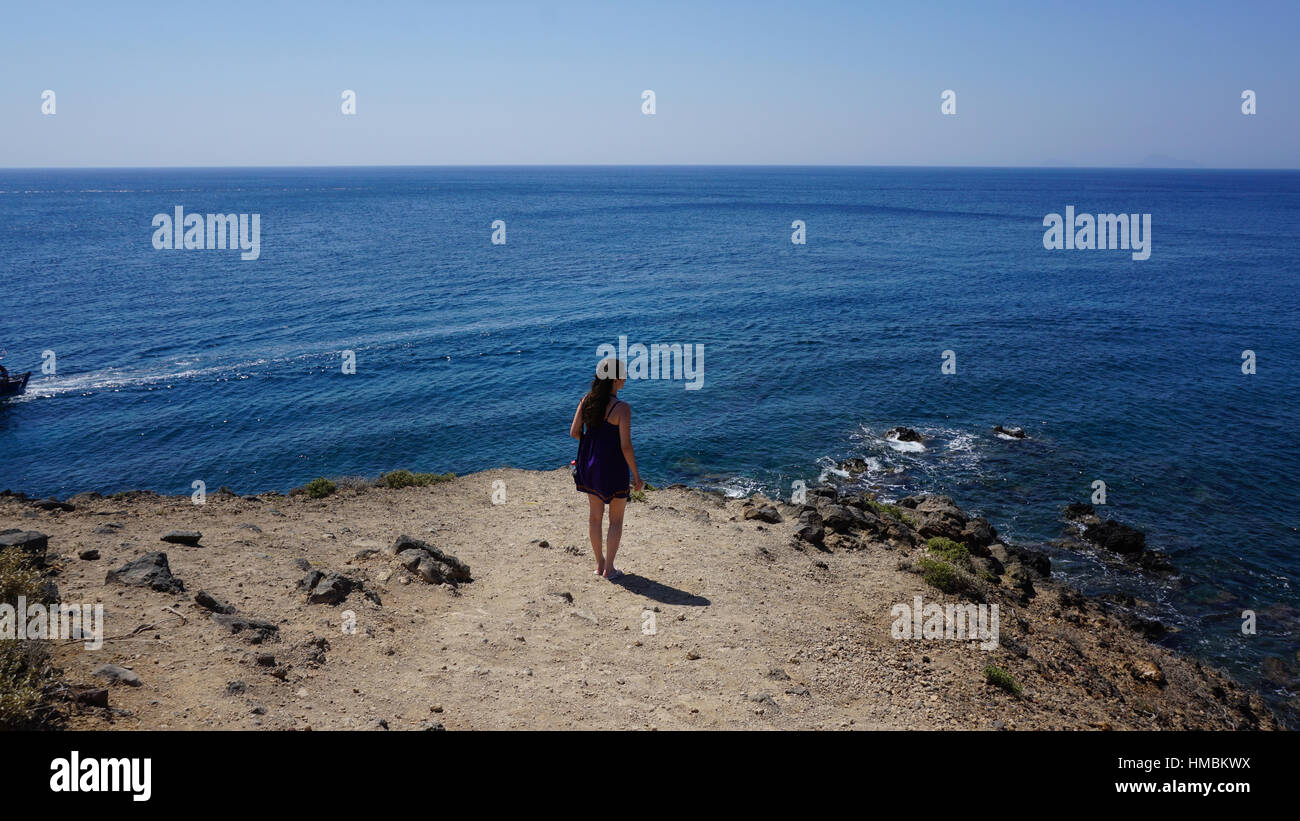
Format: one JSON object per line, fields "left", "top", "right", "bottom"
{"left": 0, "top": 469, "right": 1281, "bottom": 730}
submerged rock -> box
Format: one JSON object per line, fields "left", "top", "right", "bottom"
{"left": 1082, "top": 519, "right": 1146, "bottom": 554}
{"left": 885, "top": 426, "right": 924, "bottom": 443}
{"left": 1063, "top": 502, "right": 1096, "bottom": 521}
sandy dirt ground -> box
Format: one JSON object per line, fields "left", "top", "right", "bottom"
{"left": 2, "top": 468, "right": 1275, "bottom": 730}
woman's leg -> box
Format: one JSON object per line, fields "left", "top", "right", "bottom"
{"left": 587, "top": 493, "right": 606, "bottom": 575}
{"left": 603, "top": 497, "right": 627, "bottom": 577}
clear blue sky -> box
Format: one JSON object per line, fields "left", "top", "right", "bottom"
{"left": 2, "top": 0, "right": 1295, "bottom": 168}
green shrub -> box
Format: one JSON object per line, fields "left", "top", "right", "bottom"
{"left": 379, "top": 470, "right": 456, "bottom": 489}
{"left": 983, "top": 664, "right": 1022, "bottom": 696}
{"left": 917, "top": 556, "right": 960, "bottom": 593}
{"left": 915, "top": 555, "right": 984, "bottom": 601}
{"left": 867, "top": 500, "right": 917, "bottom": 527}
{"left": 927, "top": 536, "right": 972, "bottom": 568}
{"left": 298, "top": 477, "right": 337, "bottom": 499}
{"left": 0, "top": 550, "right": 57, "bottom": 729}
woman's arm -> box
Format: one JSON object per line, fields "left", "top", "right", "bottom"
{"left": 618, "top": 404, "right": 644, "bottom": 491}
{"left": 569, "top": 397, "right": 585, "bottom": 440}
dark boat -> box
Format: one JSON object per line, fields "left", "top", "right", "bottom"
{"left": 0, "top": 369, "right": 31, "bottom": 398}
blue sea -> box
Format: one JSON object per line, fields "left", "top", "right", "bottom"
{"left": 1, "top": 166, "right": 1297, "bottom": 720}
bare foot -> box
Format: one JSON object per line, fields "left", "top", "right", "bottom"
{"left": 604, "top": 566, "right": 624, "bottom": 580}
{"left": 594, "top": 559, "right": 605, "bottom": 576}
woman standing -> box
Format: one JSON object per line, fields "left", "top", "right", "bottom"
{"left": 570, "top": 358, "right": 644, "bottom": 579}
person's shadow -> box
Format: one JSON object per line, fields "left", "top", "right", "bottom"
{"left": 610, "top": 573, "right": 709, "bottom": 606}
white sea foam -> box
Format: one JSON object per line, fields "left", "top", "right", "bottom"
{"left": 885, "top": 436, "right": 926, "bottom": 453}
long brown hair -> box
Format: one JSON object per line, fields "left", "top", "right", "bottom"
{"left": 581, "top": 357, "right": 624, "bottom": 430}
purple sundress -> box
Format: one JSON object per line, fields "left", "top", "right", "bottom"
{"left": 575, "top": 399, "right": 629, "bottom": 503}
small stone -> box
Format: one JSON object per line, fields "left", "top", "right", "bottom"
{"left": 194, "top": 590, "right": 237, "bottom": 614}
{"left": 75, "top": 688, "right": 110, "bottom": 707}
{"left": 160, "top": 530, "right": 202, "bottom": 546}
{"left": 92, "top": 664, "right": 141, "bottom": 686}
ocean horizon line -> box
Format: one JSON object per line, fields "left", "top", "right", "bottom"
{"left": 4, "top": 163, "right": 1299, "bottom": 173}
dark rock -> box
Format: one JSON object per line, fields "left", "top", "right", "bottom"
{"left": 1005, "top": 544, "right": 1051, "bottom": 577}
{"left": 415, "top": 557, "right": 459, "bottom": 585}
{"left": 301, "top": 571, "right": 354, "bottom": 605}
{"left": 993, "top": 425, "right": 1027, "bottom": 439}
{"left": 74, "top": 688, "right": 110, "bottom": 708}
{"left": 31, "top": 497, "right": 75, "bottom": 512}
{"left": 960, "top": 518, "right": 997, "bottom": 553}
{"left": 1261, "top": 656, "right": 1300, "bottom": 689}
{"left": 839, "top": 492, "right": 872, "bottom": 511}
{"left": 93, "top": 664, "right": 141, "bottom": 687}
{"left": 395, "top": 549, "right": 426, "bottom": 572}
{"left": 885, "top": 426, "right": 924, "bottom": 442}
{"left": 226, "top": 680, "right": 248, "bottom": 695}
{"left": 160, "top": 530, "right": 202, "bottom": 546}
{"left": 106, "top": 552, "right": 184, "bottom": 593}
{"left": 1107, "top": 607, "right": 1170, "bottom": 641}
{"left": 1004, "top": 562, "right": 1036, "bottom": 600}
{"left": 195, "top": 590, "right": 237, "bottom": 614}
{"left": 1082, "top": 519, "right": 1145, "bottom": 554}
{"left": 838, "top": 457, "right": 870, "bottom": 475}
{"left": 0, "top": 529, "right": 49, "bottom": 559}
{"left": 1131, "top": 550, "right": 1176, "bottom": 573}
{"left": 743, "top": 504, "right": 782, "bottom": 524}
{"left": 254, "top": 653, "right": 276, "bottom": 667}
{"left": 420, "top": 721, "right": 447, "bottom": 731}
{"left": 1058, "top": 589, "right": 1088, "bottom": 610}
{"left": 793, "top": 523, "right": 824, "bottom": 544}
{"left": 972, "top": 555, "right": 1005, "bottom": 579}
{"left": 211, "top": 613, "right": 280, "bottom": 643}
{"left": 78, "top": 548, "right": 100, "bottom": 561}
{"left": 820, "top": 504, "right": 870, "bottom": 533}
{"left": 1063, "top": 502, "right": 1096, "bottom": 520}
{"left": 912, "top": 496, "right": 967, "bottom": 541}
{"left": 387, "top": 534, "right": 472, "bottom": 583}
